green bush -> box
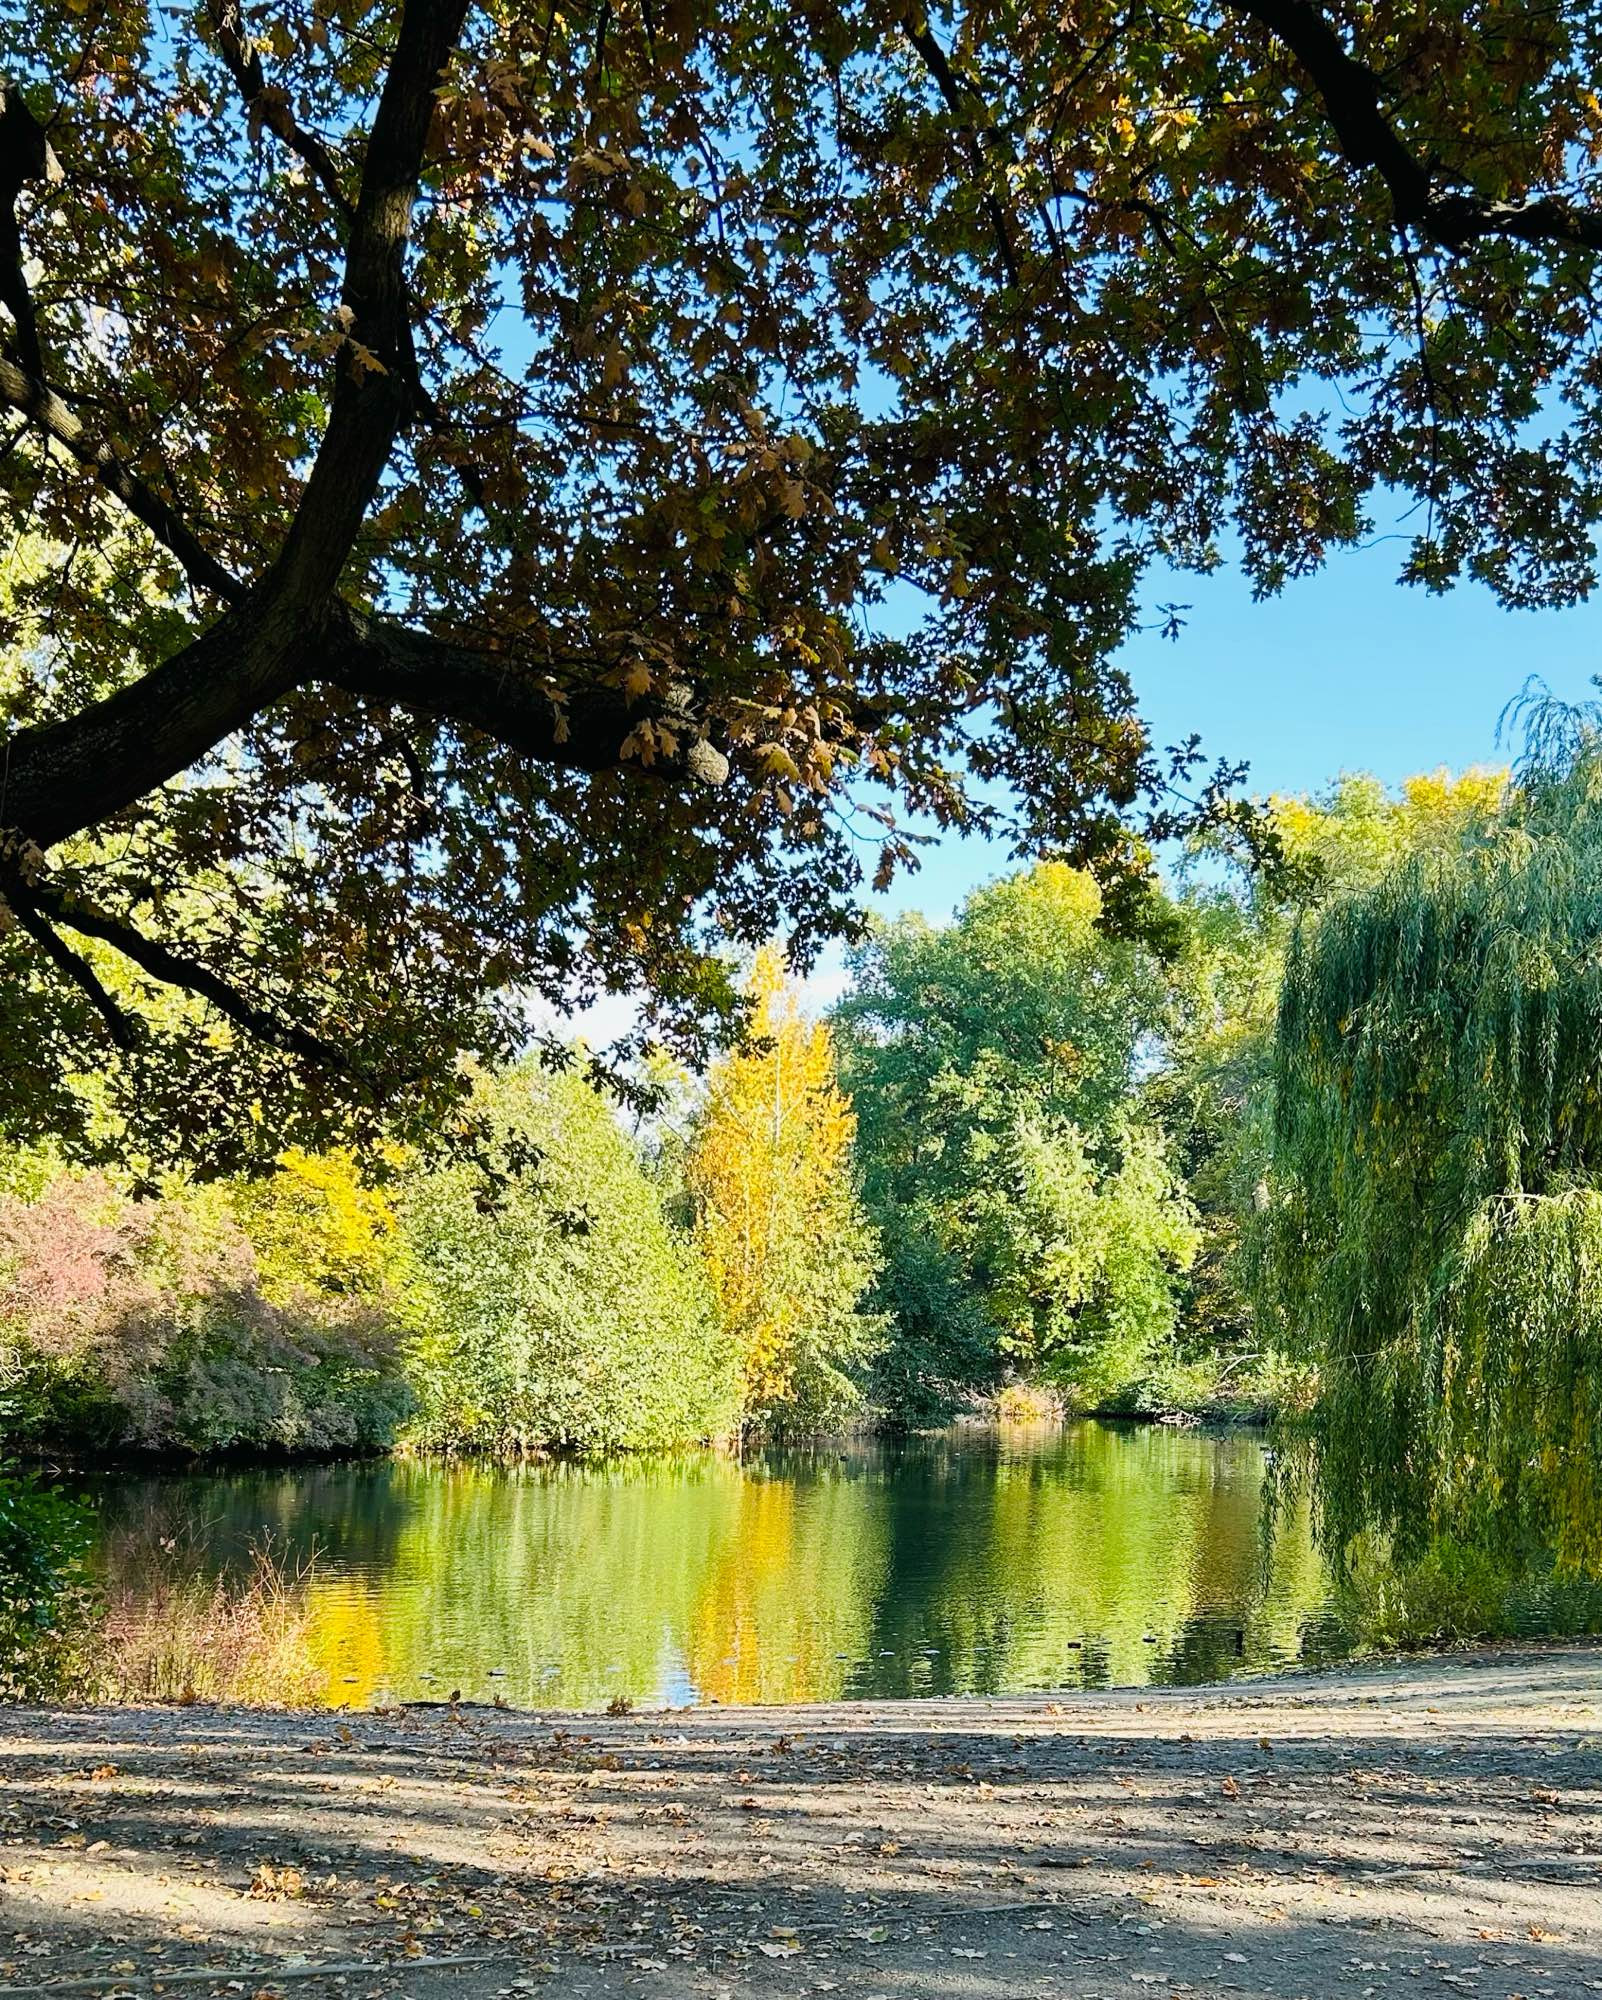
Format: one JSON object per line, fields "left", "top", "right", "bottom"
{"left": 0, "top": 1466, "right": 96, "bottom": 1701}
{"left": 400, "top": 1067, "right": 740, "bottom": 1453}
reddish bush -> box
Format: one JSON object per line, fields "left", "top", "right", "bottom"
{"left": 0, "top": 1172, "right": 410, "bottom": 1456}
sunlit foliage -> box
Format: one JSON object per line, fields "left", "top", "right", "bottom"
{"left": 839, "top": 862, "right": 1196, "bottom": 1414}
{"left": 0, "top": 1166, "right": 410, "bottom": 1455}
{"left": 688, "top": 948, "right": 884, "bottom": 1432}
{"left": 1160, "top": 765, "right": 1511, "bottom": 1354}
{"left": 232, "top": 1150, "right": 399, "bottom": 1302}
{"left": 1266, "top": 738, "right": 1602, "bottom": 1571}
{"left": 400, "top": 1066, "right": 739, "bottom": 1452}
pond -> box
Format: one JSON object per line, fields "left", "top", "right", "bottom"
{"left": 80, "top": 1422, "right": 1602, "bottom": 1710}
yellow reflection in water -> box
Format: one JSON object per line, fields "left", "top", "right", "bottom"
{"left": 94, "top": 1425, "right": 1386, "bottom": 1710}
{"left": 685, "top": 1466, "right": 891, "bottom": 1703}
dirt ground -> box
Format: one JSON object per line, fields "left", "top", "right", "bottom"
{"left": 2, "top": 1642, "right": 1601, "bottom": 2000}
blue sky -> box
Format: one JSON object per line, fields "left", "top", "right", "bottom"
{"left": 871, "top": 537, "right": 1602, "bottom": 930}
{"left": 567, "top": 537, "right": 1602, "bottom": 1033}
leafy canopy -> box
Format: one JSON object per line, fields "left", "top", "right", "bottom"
{"left": 838, "top": 861, "right": 1196, "bottom": 1410}
{"left": 2, "top": 0, "right": 1601, "bottom": 1165}
{"left": 1266, "top": 733, "right": 1602, "bottom": 1572}
{"left": 401, "top": 1064, "right": 739, "bottom": 1452}
{"left": 688, "top": 947, "right": 883, "bottom": 1432}
{"left": 1159, "top": 764, "right": 1511, "bottom": 1342}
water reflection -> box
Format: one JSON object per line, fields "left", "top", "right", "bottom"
{"left": 80, "top": 1422, "right": 1602, "bottom": 1710}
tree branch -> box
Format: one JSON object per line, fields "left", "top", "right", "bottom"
{"left": 901, "top": 15, "right": 1023, "bottom": 288}
{"left": 323, "top": 604, "right": 732, "bottom": 786}
{"left": 270, "top": 0, "right": 471, "bottom": 601}
{"left": 8, "top": 890, "right": 138, "bottom": 1049}
{"left": 0, "top": 78, "right": 244, "bottom": 605}
{"left": 1, "top": 594, "right": 731, "bottom": 857}
{"left": 3, "top": 606, "right": 294, "bottom": 846}
{"left": 20, "top": 871, "right": 359, "bottom": 1078}
{"left": 0, "top": 358, "right": 246, "bottom": 603}
{"left": 0, "top": 83, "right": 57, "bottom": 379}
{"left": 205, "top": 0, "right": 356, "bottom": 223}
{"left": 1226, "top": 0, "right": 1602, "bottom": 253}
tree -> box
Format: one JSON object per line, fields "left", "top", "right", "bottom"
{"left": 0, "top": 0, "right": 1600, "bottom": 1165}
{"left": 232, "top": 1148, "right": 400, "bottom": 1301}
{"left": 838, "top": 861, "right": 1196, "bottom": 1412}
{"left": 688, "top": 947, "right": 882, "bottom": 1431}
{"left": 1264, "top": 729, "right": 1602, "bottom": 1572}
{"left": 1156, "top": 765, "right": 1508, "bottom": 1349}
{"left": 400, "top": 1063, "right": 739, "bottom": 1452}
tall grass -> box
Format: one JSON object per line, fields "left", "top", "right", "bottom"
{"left": 94, "top": 1526, "right": 324, "bottom": 1706}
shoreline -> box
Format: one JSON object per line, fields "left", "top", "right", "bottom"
{"left": 21, "top": 1402, "right": 1273, "bottom": 1474}
{"left": 35, "top": 1627, "right": 1602, "bottom": 1722}
{"left": 4, "top": 1640, "right": 1599, "bottom": 1998}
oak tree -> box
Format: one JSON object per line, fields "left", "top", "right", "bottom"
{"left": 2, "top": 0, "right": 1600, "bottom": 1168}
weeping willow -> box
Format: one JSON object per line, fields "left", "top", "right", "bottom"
{"left": 1267, "top": 732, "right": 1602, "bottom": 1574}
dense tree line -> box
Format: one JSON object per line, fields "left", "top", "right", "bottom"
{"left": 0, "top": 757, "right": 1519, "bottom": 1476}
{"left": 17, "top": 736, "right": 1602, "bottom": 1595}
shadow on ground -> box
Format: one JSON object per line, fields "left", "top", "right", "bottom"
{"left": 2, "top": 1642, "right": 1600, "bottom": 1999}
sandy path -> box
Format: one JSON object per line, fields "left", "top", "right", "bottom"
{"left": 2, "top": 1642, "right": 1600, "bottom": 2000}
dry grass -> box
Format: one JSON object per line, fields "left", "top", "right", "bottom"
{"left": 95, "top": 1530, "right": 323, "bottom": 1707}
{"left": 992, "top": 1381, "right": 1065, "bottom": 1425}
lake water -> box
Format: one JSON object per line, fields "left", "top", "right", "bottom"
{"left": 82, "top": 1422, "right": 1602, "bottom": 1710}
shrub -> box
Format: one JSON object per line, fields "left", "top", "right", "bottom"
{"left": 0, "top": 1466, "right": 97, "bottom": 1701}
{"left": 400, "top": 1066, "right": 740, "bottom": 1453}
{"left": 993, "top": 1382, "right": 1064, "bottom": 1425}
{"left": 0, "top": 1168, "right": 412, "bottom": 1457}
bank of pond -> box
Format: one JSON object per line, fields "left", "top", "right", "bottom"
{"left": 20, "top": 1421, "right": 1601, "bottom": 1714}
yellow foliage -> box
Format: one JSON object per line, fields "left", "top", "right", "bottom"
{"left": 1398, "top": 765, "right": 1507, "bottom": 824}
{"left": 1269, "top": 765, "right": 1507, "bottom": 889}
{"left": 688, "top": 946, "right": 856, "bottom": 1411}
{"left": 235, "top": 1148, "right": 397, "bottom": 1302}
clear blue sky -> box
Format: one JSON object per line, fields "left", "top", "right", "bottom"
{"left": 869, "top": 537, "right": 1602, "bottom": 929}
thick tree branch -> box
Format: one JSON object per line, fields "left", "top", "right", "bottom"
{"left": 0, "top": 83, "right": 57, "bottom": 379}
{"left": 0, "top": 358, "right": 246, "bottom": 603}
{"left": 8, "top": 891, "right": 138, "bottom": 1049}
{"left": 3, "top": 605, "right": 297, "bottom": 845}
{"left": 0, "top": 5, "right": 483, "bottom": 858}
{"left": 1423, "top": 190, "right": 1602, "bottom": 255}
{"left": 272, "top": 0, "right": 471, "bottom": 601}
{"left": 323, "top": 605, "right": 733, "bottom": 786}
{"left": 204, "top": 0, "right": 356, "bottom": 223}
{"left": 1226, "top": 0, "right": 1602, "bottom": 253}
{"left": 2, "top": 596, "right": 731, "bottom": 856}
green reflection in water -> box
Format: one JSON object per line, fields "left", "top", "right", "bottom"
{"left": 81, "top": 1422, "right": 1602, "bottom": 1710}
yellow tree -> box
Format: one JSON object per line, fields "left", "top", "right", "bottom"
{"left": 689, "top": 948, "right": 882, "bottom": 1432}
